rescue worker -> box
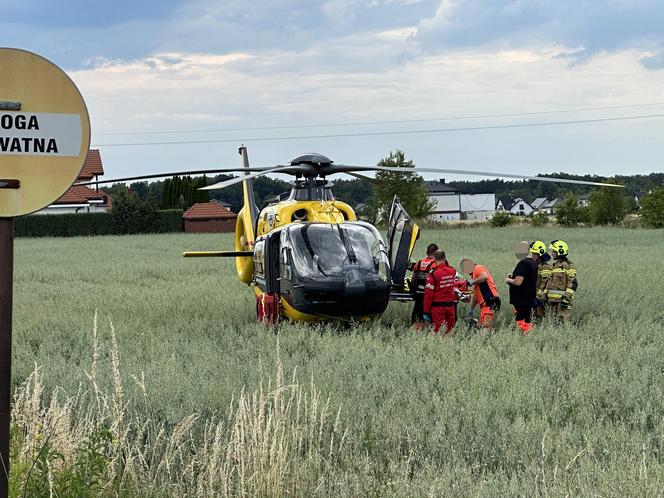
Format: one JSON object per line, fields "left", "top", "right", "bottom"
{"left": 460, "top": 258, "right": 501, "bottom": 330}
{"left": 543, "top": 240, "right": 578, "bottom": 321}
{"left": 534, "top": 251, "right": 552, "bottom": 324}
{"left": 408, "top": 243, "right": 438, "bottom": 330}
{"left": 423, "top": 250, "right": 458, "bottom": 334}
{"left": 506, "top": 241, "right": 545, "bottom": 334}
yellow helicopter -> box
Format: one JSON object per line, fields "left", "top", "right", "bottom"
{"left": 83, "top": 146, "right": 622, "bottom": 324}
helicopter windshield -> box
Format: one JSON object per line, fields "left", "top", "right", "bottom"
{"left": 284, "top": 223, "right": 390, "bottom": 282}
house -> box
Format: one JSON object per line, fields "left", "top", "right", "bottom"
{"left": 578, "top": 194, "right": 591, "bottom": 207}
{"left": 460, "top": 193, "right": 496, "bottom": 220}
{"left": 539, "top": 198, "right": 561, "bottom": 215}
{"left": 426, "top": 180, "right": 462, "bottom": 221}
{"left": 496, "top": 197, "right": 513, "bottom": 212}
{"left": 532, "top": 197, "right": 548, "bottom": 210}
{"left": 183, "top": 200, "right": 237, "bottom": 233}
{"left": 508, "top": 197, "right": 534, "bottom": 216}
{"left": 37, "top": 149, "right": 113, "bottom": 214}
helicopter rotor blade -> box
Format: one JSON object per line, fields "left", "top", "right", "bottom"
{"left": 333, "top": 164, "right": 624, "bottom": 188}
{"left": 345, "top": 172, "right": 378, "bottom": 183}
{"left": 74, "top": 167, "right": 283, "bottom": 187}
{"left": 199, "top": 165, "right": 308, "bottom": 191}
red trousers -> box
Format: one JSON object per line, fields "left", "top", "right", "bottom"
{"left": 431, "top": 305, "right": 457, "bottom": 334}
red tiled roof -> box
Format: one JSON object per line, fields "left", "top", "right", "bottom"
{"left": 54, "top": 185, "right": 112, "bottom": 206}
{"left": 183, "top": 202, "right": 237, "bottom": 220}
{"left": 77, "top": 149, "right": 104, "bottom": 180}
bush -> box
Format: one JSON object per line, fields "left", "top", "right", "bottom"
{"left": 16, "top": 212, "right": 115, "bottom": 237}
{"left": 588, "top": 187, "right": 627, "bottom": 225}
{"left": 15, "top": 208, "right": 183, "bottom": 238}
{"left": 556, "top": 193, "right": 587, "bottom": 227}
{"left": 530, "top": 211, "right": 549, "bottom": 227}
{"left": 640, "top": 187, "right": 664, "bottom": 228}
{"left": 490, "top": 211, "right": 512, "bottom": 227}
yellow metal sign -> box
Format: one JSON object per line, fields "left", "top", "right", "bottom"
{"left": 0, "top": 48, "right": 91, "bottom": 217}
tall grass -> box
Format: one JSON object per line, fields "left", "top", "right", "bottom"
{"left": 10, "top": 227, "right": 664, "bottom": 495}
{"left": 10, "top": 313, "right": 346, "bottom": 497}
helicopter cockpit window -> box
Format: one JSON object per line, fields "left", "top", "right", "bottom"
{"left": 285, "top": 223, "right": 390, "bottom": 282}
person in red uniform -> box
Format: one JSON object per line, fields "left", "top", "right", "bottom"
{"left": 423, "top": 250, "right": 458, "bottom": 334}
{"left": 409, "top": 243, "right": 438, "bottom": 330}
{"left": 460, "top": 258, "right": 501, "bottom": 330}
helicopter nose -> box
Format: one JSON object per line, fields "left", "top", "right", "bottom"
{"left": 343, "top": 267, "right": 366, "bottom": 301}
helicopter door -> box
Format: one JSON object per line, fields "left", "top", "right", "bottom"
{"left": 386, "top": 196, "right": 420, "bottom": 287}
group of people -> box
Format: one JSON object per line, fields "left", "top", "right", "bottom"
{"left": 408, "top": 239, "right": 578, "bottom": 335}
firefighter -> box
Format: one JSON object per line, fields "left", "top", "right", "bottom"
{"left": 460, "top": 258, "right": 501, "bottom": 330}
{"left": 409, "top": 243, "right": 438, "bottom": 330}
{"left": 506, "top": 241, "right": 544, "bottom": 334}
{"left": 543, "top": 240, "right": 577, "bottom": 321}
{"left": 423, "top": 250, "right": 458, "bottom": 334}
{"left": 534, "top": 251, "right": 552, "bottom": 324}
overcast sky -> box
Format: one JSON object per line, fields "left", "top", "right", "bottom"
{"left": 4, "top": 0, "right": 664, "bottom": 182}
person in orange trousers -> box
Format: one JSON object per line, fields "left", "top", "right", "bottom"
{"left": 460, "top": 258, "right": 501, "bottom": 330}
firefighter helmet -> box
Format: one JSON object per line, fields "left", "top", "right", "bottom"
{"left": 529, "top": 240, "right": 547, "bottom": 256}
{"left": 549, "top": 239, "right": 569, "bottom": 256}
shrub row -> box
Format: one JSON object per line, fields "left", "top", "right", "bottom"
{"left": 15, "top": 210, "right": 183, "bottom": 238}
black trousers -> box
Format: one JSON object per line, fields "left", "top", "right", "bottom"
{"left": 412, "top": 294, "right": 425, "bottom": 323}
{"left": 514, "top": 305, "right": 533, "bottom": 323}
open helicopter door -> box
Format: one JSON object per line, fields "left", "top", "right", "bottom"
{"left": 386, "top": 196, "right": 420, "bottom": 288}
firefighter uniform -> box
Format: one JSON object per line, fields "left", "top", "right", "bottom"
{"left": 409, "top": 257, "right": 437, "bottom": 326}
{"left": 423, "top": 262, "right": 458, "bottom": 334}
{"left": 543, "top": 240, "right": 577, "bottom": 321}
{"left": 534, "top": 258, "right": 552, "bottom": 323}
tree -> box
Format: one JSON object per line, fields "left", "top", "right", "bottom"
{"left": 371, "top": 150, "right": 434, "bottom": 220}
{"left": 588, "top": 187, "right": 627, "bottom": 225}
{"left": 111, "top": 189, "right": 160, "bottom": 234}
{"left": 640, "top": 187, "right": 664, "bottom": 228}
{"left": 556, "top": 193, "right": 586, "bottom": 227}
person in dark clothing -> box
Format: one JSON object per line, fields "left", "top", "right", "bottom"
{"left": 409, "top": 243, "right": 438, "bottom": 330}
{"left": 505, "top": 240, "right": 545, "bottom": 334}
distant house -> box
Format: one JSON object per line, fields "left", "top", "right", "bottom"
{"left": 508, "top": 198, "right": 534, "bottom": 216}
{"left": 426, "top": 180, "right": 462, "bottom": 221}
{"left": 532, "top": 197, "right": 548, "bottom": 210}
{"left": 37, "top": 149, "right": 113, "bottom": 214}
{"left": 496, "top": 197, "right": 513, "bottom": 212}
{"left": 540, "top": 198, "right": 562, "bottom": 215}
{"left": 183, "top": 200, "right": 237, "bottom": 233}
{"left": 578, "top": 194, "right": 591, "bottom": 208}
{"left": 460, "top": 193, "right": 496, "bottom": 220}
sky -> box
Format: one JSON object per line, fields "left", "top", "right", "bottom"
{"left": 3, "top": 0, "right": 664, "bottom": 183}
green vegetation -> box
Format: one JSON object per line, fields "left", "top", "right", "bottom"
{"left": 529, "top": 211, "right": 549, "bottom": 227}
{"left": 556, "top": 193, "right": 587, "bottom": 227}
{"left": 10, "top": 227, "right": 664, "bottom": 495}
{"left": 588, "top": 187, "right": 628, "bottom": 225}
{"left": 640, "top": 187, "right": 664, "bottom": 228}
{"left": 371, "top": 150, "right": 435, "bottom": 219}
{"left": 489, "top": 211, "right": 513, "bottom": 227}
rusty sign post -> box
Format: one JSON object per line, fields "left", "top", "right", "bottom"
{"left": 0, "top": 48, "right": 90, "bottom": 497}
{"left": 0, "top": 217, "right": 13, "bottom": 495}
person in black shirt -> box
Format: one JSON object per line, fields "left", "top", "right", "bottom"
{"left": 505, "top": 241, "right": 546, "bottom": 334}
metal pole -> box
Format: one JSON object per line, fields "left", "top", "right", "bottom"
{"left": 0, "top": 217, "right": 14, "bottom": 498}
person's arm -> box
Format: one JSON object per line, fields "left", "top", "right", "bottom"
{"left": 506, "top": 275, "right": 524, "bottom": 286}
{"left": 469, "top": 271, "right": 488, "bottom": 286}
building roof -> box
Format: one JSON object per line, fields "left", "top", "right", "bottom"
{"left": 183, "top": 201, "right": 237, "bottom": 220}
{"left": 541, "top": 197, "right": 561, "bottom": 209}
{"left": 497, "top": 196, "right": 514, "bottom": 209}
{"left": 425, "top": 180, "right": 460, "bottom": 194}
{"left": 53, "top": 185, "right": 111, "bottom": 206}
{"left": 77, "top": 149, "right": 104, "bottom": 180}
{"left": 532, "top": 197, "right": 548, "bottom": 209}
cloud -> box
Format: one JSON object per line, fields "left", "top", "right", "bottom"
{"left": 415, "top": 0, "right": 664, "bottom": 69}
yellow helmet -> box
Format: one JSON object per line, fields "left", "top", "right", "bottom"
{"left": 529, "top": 240, "right": 547, "bottom": 256}
{"left": 549, "top": 240, "right": 569, "bottom": 256}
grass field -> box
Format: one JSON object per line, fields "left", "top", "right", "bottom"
{"left": 9, "top": 226, "right": 664, "bottom": 496}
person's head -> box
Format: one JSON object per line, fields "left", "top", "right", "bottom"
{"left": 549, "top": 240, "right": 569, "bottom": 260}
{"left": 460, "top": 258, "right": 475, "bottom": 274}
{"left": 426, "top": 243, "right": 438, "bottom": 257}
{"left": 528, "top": 240, "right": 547, "bottom": 262}
{"left": 433, "top": 250, "right": 447, "bottom": 263}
